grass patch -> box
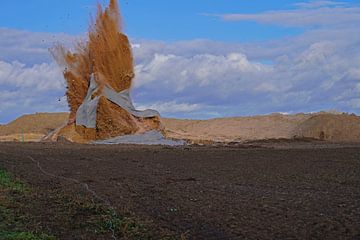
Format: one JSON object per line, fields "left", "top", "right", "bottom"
{"left": 0, "top": 168, "right": 56, "bottom": 240}
{"left": 0, "top": 168, "right": 178, "bottom": 239}
{"left": 60, "top": 195, "right": 154, "bottom": 239}
{"left": 0, "top": 170, "right": 28, "bottom": 193}
{"left": 0, "top": 232, "right": 55, "bottom": 240}
{"left": 103, "top": 209, "right": 151, "bottom": 240}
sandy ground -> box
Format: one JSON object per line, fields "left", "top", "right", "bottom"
{"left": 0, "top": 141, "right": 359, "bottom": 239}
{"left": 1, "top": 112, "right": 360, "bottom": 143}
{"left": 0, "top": 133, "right": 44, "bottom": 142}
{"left": 163, "top": 113, "right": 311, "bottom": 143}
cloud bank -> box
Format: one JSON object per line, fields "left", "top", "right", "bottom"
{"left": 0, "top": 60, "right": 67, "bottom": 123}
{"left": 218, "top": 1, "right": 360, "bottom": 28}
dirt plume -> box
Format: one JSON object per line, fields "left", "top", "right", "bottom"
{"left": 51, "top": 0, "right": 134, "bottom": 124}
{"left": 50, "top": 0, "right": 161, "bottom": 142}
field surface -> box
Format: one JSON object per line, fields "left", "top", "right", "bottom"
{"left": 0, "top": 141, "right": 360, "bottom": 239}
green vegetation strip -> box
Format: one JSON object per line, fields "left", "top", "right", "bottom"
{"left": 0, "top": 169, "right": 28, "bottom": 193}
{"left": 0, "top": 169, "right": 55, "bottom": 240}
{"left": 0, "top": 168, "right": 176, "bottom": 239}
{"left": 0, "top": 232, "right": 55, "bottom": 240}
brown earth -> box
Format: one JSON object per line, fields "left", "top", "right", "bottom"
{"left": 0, "top": 141, "right": 359, "bottom": 239}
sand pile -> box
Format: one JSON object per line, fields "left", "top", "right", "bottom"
{"left": 0, "top": 113, "right": 68, "bottom": 142}
{"left": 0, "top": 133, "right": 45, "bottom": 142}
{"left": 294, "top": 113, "right": 360, "bottom": 142}
{"left": 50, "top": 0, "right": 161, "bottom": 143}
{"left": 1, "top": 112, "right": 360, "bottom": 143}
{"left": 163, "top": 113, "right": 312, "bottom": 143}
{"left": 0, "top": 113, "right": 69, "bottom": 136}
{"left": 164, "top": 113, "right": 360, "bottom": 143}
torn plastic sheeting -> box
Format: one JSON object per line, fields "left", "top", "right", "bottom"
{"left": 92, "top": 130, "right": 186, "bottom": 146}
{"left": 76, "top": 74, "right": 160, "bottom": 129}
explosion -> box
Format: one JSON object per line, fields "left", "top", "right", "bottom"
{"left": 50, "top": 0, "right": 162, "bottom": 142}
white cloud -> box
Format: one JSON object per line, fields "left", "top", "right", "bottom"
{"left": 0, "top": 60, "right": 67, "bottom": 123}
{"left": 0, "top": 61, "right": 64, "bottom": 91}
{"left": 0, "top": 28, "right": 76, "bottom": 65}
{"left": 136, "top": 101, "right": 203, "bottom": 114}
{"left": 134, "top": 53, "right": 271, "bottom": 95}
{"left": 0, "top": 28, "right": 72, "bottom": 122}
{"left": 294, "top": 1, "right": 347, "bottom": 8}
{"left": 348, "top": 68, "right": 360, "bottom": 80}
{"left": 216, "top": 2, "right": 360, "bottom": 28}
{"left": 347, "top": 98, "right": 360, "bottom": 108}
{"left": 130, "top": 24, "right": 360, "bottom": 115}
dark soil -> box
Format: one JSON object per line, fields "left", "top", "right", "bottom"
{"left": 0, "top": 141, "right": 360, "bottom": 239}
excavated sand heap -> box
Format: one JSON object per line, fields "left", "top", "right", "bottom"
{"left": 294, "top": 113, "right": 360, "bottom": 142}
{"left": 50, "top": 0, "right": 162, "bottom": 142}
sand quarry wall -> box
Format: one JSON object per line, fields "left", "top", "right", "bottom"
{"left": 1, "top": 112, "right": 360, "bottom": 143}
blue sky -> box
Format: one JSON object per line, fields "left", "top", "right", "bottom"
{"left": 122, "top": 0, "right": 305, "bottom": 42}
{"left": 1, "top": 0, "right": 360, "bottom": 123}
{"left": 1, "top": 0, "right": 306, "bottom": 41}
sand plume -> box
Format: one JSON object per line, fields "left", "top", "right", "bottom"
{"left": 49, "top": 0, "right": 162, "bottom": 142}
{"left": 51, "top": 43, "right": 91, "bottom": 123}
{"left": 89, "top": 0, "right": 134, "bottom": 92}
{"left": 51, "top": 0, "right": 134, "bottom": 123}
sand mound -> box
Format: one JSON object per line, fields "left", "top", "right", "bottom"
{"left": 0, "top": 113, "right": 69, "bottom": 136}
{"left": 0, "top": 133, "right": 45, "bottom": 142}
{"left": 163, "top": 113, "right": 311, "bottom": 143}
{"left": 89, "top": 96, "right": 162, "bottom": 141}
{"left": 294, "top": 113, "right": 360, "bottom": 142}
{"left": 44, "top": 124, "right": 89, "bottom": 144}
{"left": 2, "top": 112, "right": 360, "bottom": 143}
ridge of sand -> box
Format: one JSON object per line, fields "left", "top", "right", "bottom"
{"left": 163, "top": 113, "right": 311, "bottom": 143}
{"left": 294, "top": 113, "right": 360, "bottom": 142}
{"left": 1, "top": 112, "right": 360, "bottom": 143}
{"left": 0, "top": 112, "right": 69, "bottom": 136}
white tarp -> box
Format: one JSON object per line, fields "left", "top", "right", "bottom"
{"left": 92, "top": 130, "right": 186, "bottom": 146}
{"left": 76, "top": 74, "right": 160, "bottom": 129}
{"left": 76, "top": 74, "right": 186, "bottom": 146}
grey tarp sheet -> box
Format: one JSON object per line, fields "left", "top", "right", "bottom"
{"left": 92, "top": 130, "right": 186, "bottom": 146}
{"left": 76, "top": 75, "right": 184, "bottom": 145}
{"left": 76, "top": 74, "right": 160, "bottom": 128}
